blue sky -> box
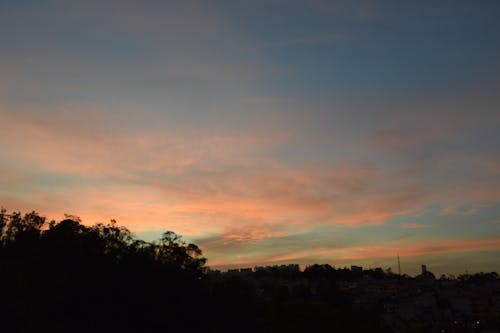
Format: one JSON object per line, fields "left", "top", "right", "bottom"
{"left": 1, "top": 0, "right": 500, "bottom": 275}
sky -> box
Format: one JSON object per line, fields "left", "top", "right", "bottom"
{"left": 1, "top": 0, "right": 500, "bottom": 276}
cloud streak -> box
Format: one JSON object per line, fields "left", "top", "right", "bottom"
{"left": 1, "top": 1, "right": 500, "bottom": 273}
{"left": 205, "top": 235, "right": 500, "bottom": 269}
{"left": 2, "top": 101, "right": 500, "bottom": 239}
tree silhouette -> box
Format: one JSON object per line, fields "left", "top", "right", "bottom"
{"left": 1, "top": 208, "right": 498, "bottom": 332}
{"left": 0, "top": 209, "right": 208, "bottom": 332}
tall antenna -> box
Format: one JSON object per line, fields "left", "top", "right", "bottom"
{"left": 397, "top": 254, "right": 401, "bottom": 275}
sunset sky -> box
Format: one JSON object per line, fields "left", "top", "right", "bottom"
{"left": 1, "top": 1, "right": 500, "bottom": 275}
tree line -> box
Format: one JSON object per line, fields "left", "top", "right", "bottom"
{"left": 2, "top": 209, "right": 497, "bottom": 332}
{"left": 0, "top": 209, "right": 208, "bottom": 332}
{"left": 0, "top": 209, "right": 388, "bottom": 332}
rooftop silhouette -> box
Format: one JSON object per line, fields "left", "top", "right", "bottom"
{"left": 1, "top": 208, "right": 499, "bottom": 332}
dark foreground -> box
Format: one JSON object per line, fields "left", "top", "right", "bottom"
{"left": 0, "top": 210, "right": 498, "bottom": 332}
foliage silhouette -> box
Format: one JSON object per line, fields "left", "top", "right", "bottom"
{"left": 1, "top": 208, "right": 498, "bottom": 332}
{"left": 0, "top": 209, "right": 207, "bottom": 332}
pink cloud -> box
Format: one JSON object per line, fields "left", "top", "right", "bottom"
{"left": 1, "top": 104, "right": 500, "bottom": 242}
{"left": 336, "top": 237, "right": 500, "bottom": 260}
{"left": 207, "top": 236, "right": 500, "bottom": 269}
{"left": 402, "top": 223, "right": 427, "bottom": 229}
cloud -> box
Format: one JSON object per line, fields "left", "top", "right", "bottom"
{"left": 337, "top": 237, "right": 500, "bottom": 260}
{"left": 1, "top": 0, "right": 500, "bottom": 276}
{"left": 205, "top": 235, "right": 500, "bottom": 269}
{"left": 2, "top": 102, "right": 499, "bottom": 241}
{"left": 402, "top": 223, "right": 427, "bottom": 229}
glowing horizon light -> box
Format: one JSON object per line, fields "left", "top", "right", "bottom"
{"left": 1, "top": 1, "right": 500, "bottom": 276}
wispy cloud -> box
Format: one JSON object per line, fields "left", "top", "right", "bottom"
{"left": 1, "top": 0, "right": 500, "bottom": 274}
{"left": 336, "top": 237, "right": 500, "bottom": 260}
{"left": 206, "top": 235, "right": 500, "bottom": 268}
{"left": 402, "top": 223, "right": 427, "bottom": 229}
{"left": 2, "top": 102, "right": 500, "bottom": 239}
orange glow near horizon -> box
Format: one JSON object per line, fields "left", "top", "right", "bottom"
{"left": 1, "top": 1, "right": 500, "bottom": 276}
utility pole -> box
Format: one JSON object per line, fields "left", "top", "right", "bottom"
{"left": 397, "top": 254, "right": 401, "bottom": 276}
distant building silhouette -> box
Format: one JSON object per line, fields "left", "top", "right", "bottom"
{"left": 421, "top": 264, "right": 427, "bottom": 275}
{"left": 351, "top": 265, "right": 363, "bottom": 273}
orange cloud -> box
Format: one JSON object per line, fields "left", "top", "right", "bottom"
{"left": 402, "top": 223, "right": 427, "bottom": 229}
{"left": 2, "top": 104, "right": 500, "bottom": 242}
{"left": 335, "top": 236, "right": 500, "bottom": 260}
{"left": 207, "top": 236, "right": 500, "bottom": 268}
